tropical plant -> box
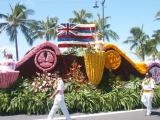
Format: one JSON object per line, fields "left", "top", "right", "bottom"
{"left": 65, "top": 61, "right": 87, "bottom": 93}
{"left": 0, "top": 3, "right": 36, "bottom": 60}
{"left": 0, "top": 76, "right": 160, "bottom": 115}
{"left": 69, "top": 9, "right": 93, "bottom": 24}
{"left": 94, "top": 14, "right": 119, "bottom": 42}
{"left": 31, "top": 17, "right": 58, "bottom": 41}
{"left": 152, "top": 85, "right": 160, "bottom": 108}
{"left": 31, "top": 72, "right": 58, "bottom": 94}
{"left": 152, "top": 30, "right": 160, "bottom": 42}
{"left": 62, "top": 47, "right": 85, "bottom": 56}
{"left": 66, "top": 61, "right": 86, "bottom": 82}
{"left": 124, "top": 26, "right": 149, "bottom": 61}
{"left": 144, "top": 39, "right": 160, "bottom": 61}
{"left": 141, "top": 30, "right": 160, "bottom": 61}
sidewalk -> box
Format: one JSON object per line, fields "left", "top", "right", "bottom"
{"left": 0, "top": 108, "right": 160, "bottom": 120}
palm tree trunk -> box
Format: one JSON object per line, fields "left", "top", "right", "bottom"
{"left": 153, "top": 53, "right": 156, "bottom": 61}
{"left": 15, "top": 35, "right": 19, "bottom": 61}
{"left": 142, "top": 48, "right": 145, "bottom": 61}
{"left": 140, "top": 42, "right": 145, "bottom": 61}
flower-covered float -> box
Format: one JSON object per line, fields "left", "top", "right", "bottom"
{"left": 0, "top": 52, "right": 19, "bottom": 88}
{"left": 12, "top": 41, "right": 149, "bottom": 86}
{"left": 1, "top": 23, "right": 158, "bottom": 89}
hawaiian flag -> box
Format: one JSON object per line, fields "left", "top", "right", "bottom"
{"left": 57, "top": 23, "right": 96, "bottom": 47}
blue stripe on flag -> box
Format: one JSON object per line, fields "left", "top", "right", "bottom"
{"left": 58, "top": 38, "right": 94, "bottom": 42}
{"left": 77, "top": 30, "right": 96, "bottom": 33}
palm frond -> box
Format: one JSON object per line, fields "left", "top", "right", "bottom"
{"left": 130, "top": 43, "right": 137, "bottom": 50}
{"left": 105, "top": 29, "right": 119, "bottom": 41}
{"left": 0, "top": 22, "right": 8, "bottom": 32}
{"left": 0, "top": 13, "right": 8, "bottom": 19}
{"left": 71, "top": 9, "right": 92, "bottom": 24}
{"left": 20, "top": 24, "right": 33, "bottom": 45}
{"left": 6, "top": 26, "right": 17, "bottom": 42}
{"left": 155, "top": 10, "right": 160, "bottom": 21}
{"left": 24, "top": 9, "right": 34, "bottom": 16}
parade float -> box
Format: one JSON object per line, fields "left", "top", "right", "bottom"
{"left": 0, "top": 23, "right": 160, "bottom": 116}
{"left": 12, "top": 41, "right": 148, "bottom": 83}
{"left": 0, "top": 41, "right": 150, "bottom": 88}
{"left": 1, "top": 23, "right": 160, "bottom": 88}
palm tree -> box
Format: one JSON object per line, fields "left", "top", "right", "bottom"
{"left": 124, "top": 26, "right": 149, "bottom": 61}
{"left": 131, "top": 48, "right": 145, "bottom": 61}
{"left": 145, "top": 39, "right": 159, "bottom": 61}
{"left": 0, "top": 3, "right": 35, "bottom": 60}
{"left": 94, "top": 14, "right": 119, "bottom": 42}
{"left": 69, "top": 9, "right": 93, "bottom": 24}
{"left": 155, "top": 10, "right": 160, "bottom": 21}
{"left": 144, "top": 30, "right": 160, "bottom": 61}
{"left": 31, "top": 17, "right": 58, "bottom": 41}
{"left": 152, "top": 29, "right": 160, "bottom": 43}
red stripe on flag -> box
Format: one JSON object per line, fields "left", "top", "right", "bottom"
{"left": 77, "top": 27, "right": 96, "bottom": 30}
{"left": 58, "top": 44, "right": 95, "bottom": 47}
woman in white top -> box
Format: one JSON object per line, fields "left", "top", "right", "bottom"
{"left": 47, "top": 77, "right": 72, "bottom": 120}
{"left": 141, "top": 72, "right": 155, "bottom": 116}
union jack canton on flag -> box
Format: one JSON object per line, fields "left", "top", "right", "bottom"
{"left": 57, "top": 23, "right": 96, "bottom": 47}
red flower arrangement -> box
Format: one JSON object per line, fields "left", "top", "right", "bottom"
{"left": 66, "top": 61, "right": 86, "bottom": 83}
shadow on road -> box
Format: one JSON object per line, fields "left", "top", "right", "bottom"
{"left": 151, "top": 111, "right": 160, "bottom": 116}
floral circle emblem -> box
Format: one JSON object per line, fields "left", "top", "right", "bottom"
{"left": 34, "top": 49, "right": 57, "bottom": 71}
{"left": 105, "top": 50, "right": 121, "bottom": 70}
{"left": 148, "top": 62, "right": 160, "bottom": 84}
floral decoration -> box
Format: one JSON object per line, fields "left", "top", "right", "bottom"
{"left": 103, "top": 43, "right": 147, "bottom": 74}
{"left": 66, "top": 60, "right": 86, "bottom": 83}
{"left": 16, "top": 41, "right": 60, "bottom": 69}
{"left": 105, "top": 50, "right": 121, "bottom": 70}
{"left": 31, "top": 72, "right": 59, "bottom": 93}
{"left": 34, "top": 49, "right": 57, "bottom": 71}
{"left": 84, "top": 51, "right": 106, "bottom": 85}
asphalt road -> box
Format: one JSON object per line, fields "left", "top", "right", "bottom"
{"left": 0, "top": 108, "right": 160, "bottom": 120}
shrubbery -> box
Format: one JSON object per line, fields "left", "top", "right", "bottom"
{"left": 0, "top": 63, "right": 160, "bottom": 115}
{"left": 0, "top": 74, "right": 160, "bottom": 115}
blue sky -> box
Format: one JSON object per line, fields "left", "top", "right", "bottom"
{"left": 0, "top": 0, "right": 160, "bottom": 61}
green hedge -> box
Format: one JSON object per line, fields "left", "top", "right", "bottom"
{"left": 0, "top": 77, "right": 160, "bottom": 115}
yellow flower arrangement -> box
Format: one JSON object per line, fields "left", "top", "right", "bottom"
{"left": 84, "top": 50, "right": 106, "bottom": 85}
{"left": 105, "top": 50, "right": 121, "bottom": 70}
{"left": 103, "top": 43, "right": 147, "bottom": 74}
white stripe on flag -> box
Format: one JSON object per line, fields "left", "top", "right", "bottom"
{"left": 77, "top": 24, "right": 95, "bottom": 27}
{"left": 76, "top": 33, "right": 95, "bottom": 36}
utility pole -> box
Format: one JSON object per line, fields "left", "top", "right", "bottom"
{"left": 93, "top": 0, "right": 106, "bottom": 41}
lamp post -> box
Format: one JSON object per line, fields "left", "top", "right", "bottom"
{"left": 93, "top": 0, "right": 106, "bottom": 41}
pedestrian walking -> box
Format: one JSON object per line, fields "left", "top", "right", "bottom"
{"left": 141, "top": 72, "right": 155, "bottom": 116}
{"left": 47, "top": 77, "right": 72, "bottom": 120}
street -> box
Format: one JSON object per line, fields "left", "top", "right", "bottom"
{"left": 0, "top": 108, "right": 160, "bottom": 120}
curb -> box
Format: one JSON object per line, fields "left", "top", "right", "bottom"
{"left": 36, "top": 109, "right": 145, "bottom": 120}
